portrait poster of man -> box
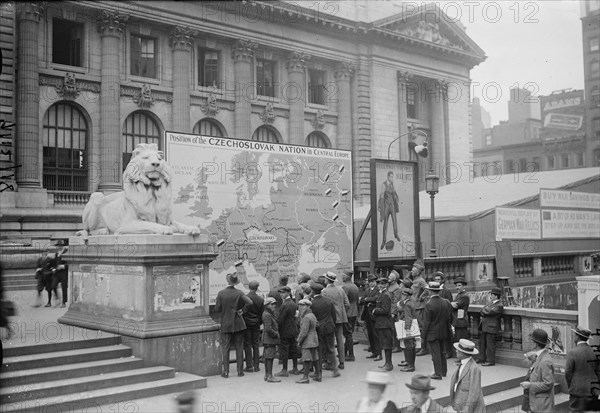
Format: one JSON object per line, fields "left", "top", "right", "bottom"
{"left": 370, "top": 159, "right": 420, "bottom": 261}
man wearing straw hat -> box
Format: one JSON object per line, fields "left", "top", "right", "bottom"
{"left": 421, "top": 281, "right": 452, "bottom": 380}
{"left": 356, "top": 370, "right": 398, "bottom": 413}
{"left": 403, "top": 374, "right": 445, "bottom": 413}
{"left": 520, "top": 329, "right": 555, "bottom": 413}
{"left": 565, "top": 326, "right": 600, "bottom": 412}
{"left": 449, "top": 339, "right": 485, "bottom": 413}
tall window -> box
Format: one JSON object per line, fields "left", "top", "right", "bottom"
{"left": 306, "top": 131, "right": 330, "bottom": 148}
{"left": 122, "top": 111, "right": 161, "bottom": 168}
{"left": 594, "top": 149, "right": 600, "bottom": 166}
{"left": 547, "top": 155, "right": 555, "bottom": 169}
{"left": 43, "top": 103, "right": 88, "bottom": 191}
{"left": 308, "top": 69, "right": 326, "bottom": 105}
{"left": 519, "top": 158, "right": 527, "bottom": 173}
{"left": 256, "top": 58, "right": 276, "bottom": 98}
{"left": 131, "top": 35, "right": 156, "bottom": 78}
{"left": 576, "top": 152, "right": 585, "bottom": 167}
{"left": 485, "top": 134, "right": 492, "bottom": 146}
{"left": 590, "top": 37, "right": 599, "bottom": 52}
{"left": 52, "top": 19, "right": 83, "bottom": 67}
{"left": 532, "top": 157, "right": 541, "bottom": 172}
{"left": 593, "top": 117, "right": 600, "bottom": 137}
{"left": 591, "top": 60, "right": 599, "bottom": 79}
{"left": 505, "top": 159, "right": 515, "bottom": 174}
{"left": 193, "top": 119, "right": 225, "bottom": 137}
{"left": 198, "top": 48, "right": 220, "bottom": 88}
{"left": 252, "top": 126, "right": 280, "bottom": 143}
{"left": 406, "top": 85, "right": 417, "bottom": 119}
{"left": 591, "top": 87, "right": 600, "bottom": 106}
{"left": 561, "top": 153, "right": 570, "bottom": 168}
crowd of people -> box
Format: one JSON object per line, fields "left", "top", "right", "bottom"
{"left": 213, "top": 260, "right": 600, "bottom": 413}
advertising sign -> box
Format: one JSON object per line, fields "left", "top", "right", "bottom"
{"left": 541, "top": 209, "right": 600, "bottom": 239}
{"left": 165, "top": 132, "right": 353, "bottom": 304}
{"left": 495, "top": 207, "right": 541, "bottom": 240}
{"left": 370, "top": 159, "right": 420, "bottom": 261}
{"left": 540, "top": 189, "right": 600, "bottom": 210}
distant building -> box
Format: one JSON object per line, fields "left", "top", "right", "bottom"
{"left": 471, "top": 97, "right": 491, "bottom": 150}
{"left": 508, "top": 88, "right": 541, "bottom": 123}
{"left": 580, "top": 1, "right": 600, "bottom": 166}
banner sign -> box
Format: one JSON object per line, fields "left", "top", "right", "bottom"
{"left": 540, "top": 189, "right": 600, "bottom": 210}
{"left": 165, "top": 132, "right": 353, "bottom": 304}
{"left": 541, "top": 209, "right": 600, "bottom": 239}
{"left": 495, "top": 207, "right": 541, "bottom": 240}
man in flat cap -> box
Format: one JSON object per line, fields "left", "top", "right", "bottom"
{"left": 276, "top": 285, "right": 300, "bottom": 377}
{"left": 296, "top": 298, "right": 318, "bottom": 384}
{"left": 421, "top": 281, "right": 452, "bottom": 380}
{"left": 565, "top": 326, "right": 600, "bottom": 412}
{"left": 268, "top": 275, "right": 289, "bottom": 317}
{"left": 215, "top": 273, "right": 249, "bottom": 378}
{"left": 360, "top": 274, "right": 381, "bottom": 360}
{"left": 322, "top": 271, "right": 350, "bottom": 369}
{"left": 243, "top": 280, "right": 264, "bottom": 372}
{"left": 521, "top": 329, "right": 554, "bottom": 413}
{"left": 477, "top": 287, "right": 504, "bottom": 366}
{"left": 262, "top": 297, "right": 281, "bottom": 383}
{"left": 310, "top": 283, "right": 339, "bottom": 379}
{"left": 373, "top": 277, "right": 395, "bottom": 371}
{"left": 451, "top": 276, "right": 470, "bottom": 358}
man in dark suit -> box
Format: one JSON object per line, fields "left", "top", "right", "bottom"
{"left": 373, "top": 277, "right": 395, "bottom": 371}
{"left": 310, "top": 283, "right": 340, "bottom": 380}
{"left": 477, "top": 287, "right": 504, "bottom": 366}
{"left": 275, "top": 285, "right": 300, "bottom": 377}
{"left": 322, "top": 271, "right": 350, "bottom": 369}
{"left": 520, "top": 329, "right": 555, "bottom": 413}
{"left": 242, "top": 280, "right": 264, "bottom": 373}
{"left": 451, "top": 276, "right": 470, "bottom": 358}
{"left": 268, "top": 275, "right": 288, "bottom": 317}
{"left": 421, "top": 281, "right": 452, "bottom": 380}
{"left": 565, "top": 326, "right": 600, "bottom": 412}
{"left": 341, "top": 270, "right": 359, "bottom": 362}
{"left": 359, "top": 274, "right": 381, "bottom": 360}
{"left": 402, "top": 374, "right": 445, "bottom": 413}
{"left": 432, "top": 272, "right": 453, "bottom": 358}
{"left": 215, "top": 273, "right": 249, "bottom": 378}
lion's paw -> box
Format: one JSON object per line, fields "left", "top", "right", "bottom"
{"left": 162, "top": 227, "right": 174, "bottom": 235}
{"left": 185, "top": 226, "right": 200, "bottom": 236}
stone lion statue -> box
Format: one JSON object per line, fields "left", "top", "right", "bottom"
{"left": 77, "top": 143, "right": 200, "bottom": 236}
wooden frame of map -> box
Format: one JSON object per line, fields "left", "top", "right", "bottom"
{"left": 370, "top": 159, "right": 420, "bottom": 262}
{"left": 164, "top": 131, "right": 354, "bottom": 304}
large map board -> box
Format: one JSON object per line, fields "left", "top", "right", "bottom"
{"left": 165, "top": 132, "right": 353, "bottom": 304}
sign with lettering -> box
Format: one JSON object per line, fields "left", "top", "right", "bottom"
{"left": 541, "top": 209, "right": 600, "bottom": 239}
{"left": 540, "top": 189, "right": 600, "bottom": 210}
{"left": 495, "top": 207, "right": 541, "bottom": 240}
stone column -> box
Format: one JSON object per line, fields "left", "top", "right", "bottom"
{"left": 334, "top": 62, "right": 354, "bottom": 151}
{"left": 171, "top": 27, "right": 195, "bottom": 133}
{"left": 428, "top": 80, "right": 446, "bottom": 176}
{"left": 286, "top": 51, "right": 309, "bottom": 146}
{"left": 441, "top": 80, "right": 451, "bottom": 184}
{"left": 97, "top": 11, "right": 128, "bottom": 192}
{"left": 15, "top": 2, "right": 44, "bottom": 188}
{"left": 232, "top": 39, "right": 257, "bottom": 140}
{"left": 397, "top": 71, "right": 413, "bottom": 161}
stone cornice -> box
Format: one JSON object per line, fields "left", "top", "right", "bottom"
{"left": 97, "top": 10, "right": 128, "bottom": 37}
{"left": 231, "top": 39, "right": 258, "bottom": 63}
{"left": 39, "top": 73, "right": 100, "bottom": 94}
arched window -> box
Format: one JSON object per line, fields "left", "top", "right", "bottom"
{"left": 252, "top": 125, "right": 280, "bottom": 143}
{"left": 306, "top": 131, "right": 330, "bottom": 148}
{"left": 42, "top": 103, "right": 88, "bottom": 191}
{"left": 193, "top": 118, "right": 226, "bottom": 137}
{"left": 122, "top": 111, "right": 161, "bottom": 168}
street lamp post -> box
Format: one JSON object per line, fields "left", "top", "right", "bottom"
{"left": 425, "top": 170, "right": 439, "bottom": 257}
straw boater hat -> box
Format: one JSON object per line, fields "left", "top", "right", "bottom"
{"left": 226, "top": 273, "right": 239, "bottom": 285}
{"left": 363, "top": 370, "right": 392, "bottom": 386}
{"left": 405, "top": 374, "right": 435, "bottom": 391}
{"left": 453, "top": 339, "right": 479, "bottom": 356}
{"left": 571, "top": 326, "right": 591, "bottom": 340}
{"left": 425, "top": 281, "right": 442, "bottom": 291}
{"left": 324, "top": 271, "right": 337, "bottom": 282}
{"left": 530, "top": 329, "right": 549, "bottom": 346}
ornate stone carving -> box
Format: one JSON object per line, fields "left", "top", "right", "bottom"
{"left": 231, "top": 39, "right": 257, "bottom": 62}
{"left": 55, "top": 72, "right": 81, "bottom": 100}
{"left": 260, "top": 103, "right": 276, "bottom": 124}
{"left": 397, "top": 71, "right": 413, "bottom": 84}
{"left": 286, "top": 51, "right": 310, "bottom": 72}
{"left": 399, "top": 21, "right": 463, "bottom": 50}
{"left": 39, "top": 74, "right": 100, "bottom": 94}
{"left": 334, "top": 62, "right": 355, "bottom": 81}
{"left": 310, "top": 110, "right": 325, "bottom": 130}
{"left": 17, "top": 2, "right": 45, "bottom": 22}
{"left": 121, "top": 86, "right": 172, "bottom": 103}
{"left": 133, "top": 84, "right": 155, "bottom": 108}
{"left": 201, "top": 93, "right": 220, "bottom": 117}
{"left": 170, "top": 26, "right": 196, "bottom": 51}
{"left": 97, "top": 10, "right": 128, "bottom": 37}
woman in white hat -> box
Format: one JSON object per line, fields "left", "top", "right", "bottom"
{"left": 356, "top": 370, "right": 397, "bottom": 413}
{"left": 449, "top": 339, "right": 485, "bottom": 413}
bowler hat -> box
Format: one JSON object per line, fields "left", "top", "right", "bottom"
{"left": 363, "top": 370, "right": 392, "bottom": 385}
{"left": 454, "top": 276, "right": 467, "bottom": 285}
{"left": 226, "top": 273, "right": 239, "bottom": 285}
{"left": 571, "top": 326, "right": 591, "bottom": 340}
{"left": 425, "top": 281, "right": 442, "bottom": 291}
{"left": 405, "top": 374, "right": 435, "bottom": 391}
{"left": 530, "top": 328, "right": 548, "bottom": 346}
{"left": 490, "top": 287, "right": 502, "bottom": 296}
{"left": 264, "top": 297, "right": 277, "bottom": 305}
{"left": 310, "top": 283, "right": 324, "bottom": 293}
{"left": 367, "top": 274, "right": 378, "bottom": 282}
{"left": 324, "top": 271, "right": 337, "bottom": 282}
{"left": 453, "top": 339, "right": 479, "bottom": 356}
{"left": 412, "top": 259, "right": 425, "bottom": 271}
{"left": 377, "top": 277, "right": 389, "bottom": 284}
{"left": 298, "top": 298, "right": 312, "bottom": 306}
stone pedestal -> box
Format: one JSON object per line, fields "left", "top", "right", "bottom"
{"left": 576, "top": 275, "right": 600, "bottom": 347}
{"left": 58, "top": 234, "right": 221, "bottom": 376}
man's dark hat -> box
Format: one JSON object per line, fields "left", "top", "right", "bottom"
{"left": 530, "top": 328, "right": 548, "bottom": 346}
{"left": 310, "top": 283, "right": 324, "bottom": 293}
{"left": 490, "top": 287, "right": 502, "bottom": 296}
{"left": 367, "top": 274, "right": 378, "bottom": 282}
{"left": 405, "top": 374, "right": 435, "bottom": 391}
{"left": 278, "top": 285, "right": 292, "bottom": 293}
{"left": 377, "top": 277, "right": 389, "bottom": 284}
{"left": 454, "top": 276, "right": 467, "bottom": 285}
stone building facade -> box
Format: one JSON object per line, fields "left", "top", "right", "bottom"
{"left": 0, "top": 1, "right": 485, "bottom": 239}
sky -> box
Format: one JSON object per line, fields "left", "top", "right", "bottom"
{"left": 460, "top": 0, "right": 585, "bottom": 125}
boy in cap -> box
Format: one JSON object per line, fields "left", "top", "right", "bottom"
{"left": 477, "top": 287, "right": 504, "bottom": 366}
{"left": 449, "top": 339, "right": 484, "bottom": 413}
{"left": 520, "top": 329, "right": 554, "bottom": 413}
{"left": 356, "top": 371, "right": 397, "bottom": 413}
{"left": 243, "top": 280, "right": 264, "bottom": 372}
{"left": 296, "top": 298, "right": 319, "bottom": 384}
{"left": 404, "top": 374, "right": 444, "bottom": 413}
{"left": 262, "top": 297, "right": 281, "bottom": 383}
{"left": 565, "top": 326, "right": 600, "bottom": 412}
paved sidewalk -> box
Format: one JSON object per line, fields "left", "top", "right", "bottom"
{"left": 2, "top": 289, "right": 528, "bottom": 413}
